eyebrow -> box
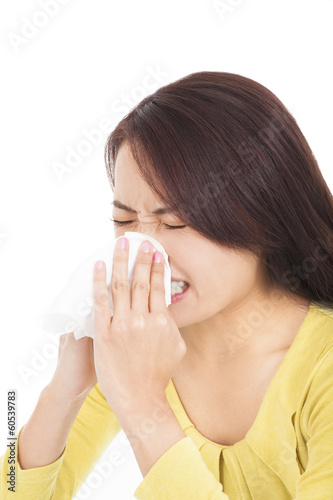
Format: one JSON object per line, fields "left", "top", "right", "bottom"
{"left": 111, "top": 200, "right": 171, "bottom": 215}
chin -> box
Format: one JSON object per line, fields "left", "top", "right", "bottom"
{"left": 167, "top": 307, "right": 192, "bottom": 329}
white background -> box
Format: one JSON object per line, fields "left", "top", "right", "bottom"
{"left": 1, "top": 0, "right": 333, "bottom": 498}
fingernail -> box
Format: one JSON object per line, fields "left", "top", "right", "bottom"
{"left": 95, "top": 260, "right": 104, "bottom": 269}
{"left": 153, "top": 251, "right": 162, "bottom": 263}
{"left": 141, "top": 241, "right": 152, "bottom": 253}
{"left": 117, "top": 237, "right": 127, "bottom": 249}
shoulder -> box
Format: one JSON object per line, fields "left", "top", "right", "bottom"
{"left": 300, "top": 305, "right": 333, "bottom": 438}
{"left": 309, "top": 304, "right": 333, "bottom": 362}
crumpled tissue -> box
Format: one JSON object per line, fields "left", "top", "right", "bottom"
{"left": 35, "top": 232, "right": 172, "bottom": 340}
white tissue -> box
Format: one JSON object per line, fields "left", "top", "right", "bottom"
{"left": 35, "top": 232, "right": 172, "bottom": 340}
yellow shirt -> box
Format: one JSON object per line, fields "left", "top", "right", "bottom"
{"left": 1, "top": 301, "right": 333, "bottom": 499}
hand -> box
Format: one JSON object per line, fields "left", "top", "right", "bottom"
{"left": 92, "top": 237, "right": 187, "bottom": 422}
{"left": 49, "top": 331, "right": 98, "bottom": 402}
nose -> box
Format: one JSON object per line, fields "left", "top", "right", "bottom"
{"left": 135, "top": 222, "right": 160, "bottom": 238}
{"left": 132, "top": 223, "right": 170, "bottom": 263}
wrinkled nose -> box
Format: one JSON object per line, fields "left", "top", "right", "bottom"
{"left": 131, "top": 225, "right": 170, "bottom": 264}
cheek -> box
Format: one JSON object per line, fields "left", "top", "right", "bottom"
{"left": 210, "top": 256, "right": 259, "bottom": 300}
{"left": 114, "top": 228, "right": 126, "bottom": 239}
{"left": 194, "top": 253, "right": 258, "bottom": 298}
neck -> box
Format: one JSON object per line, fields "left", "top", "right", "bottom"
{"left": 178, "top": 287, "right": 311, "bottom": 369}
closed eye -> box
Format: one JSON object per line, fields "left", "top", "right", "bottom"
{"left": 109, "top": 219, "right": 186, "bottom": 230}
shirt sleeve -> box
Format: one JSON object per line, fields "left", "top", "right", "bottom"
{"left": 294, "top": 344, "right": 333, "bottom": 499}
{"left": 134, "top": 436, "right": 230, "bottom": 499}
{"left": 0, "top": 383, "right": 122, "bottom": 499}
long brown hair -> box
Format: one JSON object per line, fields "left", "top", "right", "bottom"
{"left": 105, "top": 71, "right": 333, "bottom": 310}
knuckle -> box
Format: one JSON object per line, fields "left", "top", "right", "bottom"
{"left": 113, "top": 253, "right": 127, "bottom": 264}
{"left": 132, "top": 314, "right": 147, "bottom": 330}
{"left": 152, "top": 264, "right": 164, "bottom": 275}
{"left": 155, "top": 312, "right": 168, "bottom": 327}
{"left": 94, "top": 289, "right": 109, "bottom": 305}
{"left": 138, "top": 256, "right": 152, "bottom": 268}
{"left": 111, "top": 278, "right": 129, "bottom": 293}
{"left": 150, "top": 281, "right": 164, "bottom": 294}
{"left": 174, "top": 337, "right": 187, "bottom": 357}
{"left": 179, "top": 339, "right": 187, "bottom": 355}
{"left": 132, "top": 280, "right": 150, "bottom": 293}
{"left": 113, "top": 318, "right": 127, "bottom": 333}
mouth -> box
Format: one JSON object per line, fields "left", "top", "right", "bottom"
{"left": 171, "top": 277, "right": 190, "bottom": 296}
{"left": 170, "top": 282, "right": 190, "bottom": 304}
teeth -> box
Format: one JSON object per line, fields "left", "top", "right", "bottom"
{"left": 171, "top": 280, "right": 189, "bottom": 295}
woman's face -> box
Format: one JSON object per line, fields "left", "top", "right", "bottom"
{"left": 112, "top": 142, "right": 268, "bottom": 330}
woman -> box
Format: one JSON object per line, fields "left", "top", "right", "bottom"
{"left": 1, "top": 71, "right": 332, "bottom": 499}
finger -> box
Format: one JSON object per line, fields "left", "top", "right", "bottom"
{"left": 110, "top": 236, "right": 130, "bottom": 317}
{"left": 149, "top": 251, "right": 166, "bottom": 312}
{"left": 131, "top": 240, "right": 153, "bottom": 313}
{"left": 93, "top": 260, "right": 111, "bottom": 337}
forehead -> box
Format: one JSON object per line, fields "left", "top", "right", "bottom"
{"left": 114, "top": 142, "right": 167, "bottom": 214}
{"left": 114, "top": 142, "right": 141, "bottom": 179}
